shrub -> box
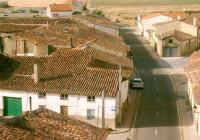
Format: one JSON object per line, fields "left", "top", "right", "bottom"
{"left": 82, "top": 4, "right": 88, "bottom": 11}
{"left": 0, "top": 3, "right": 9, "bottom": 8}
{"left": 92, "top": 9, "right": 105, "bottom": 17}
{"left": 72, "top": 11, "right": 81, "bottom": 15}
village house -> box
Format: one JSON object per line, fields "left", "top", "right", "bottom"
{"left": 151, "top": 17, "right": 199, "bottom": 57}
{"left": 47, "top": 3, "right": 72, "bottom": 19}
{"left": 0, "top": 18, "right": 128, "bottom": 58}
{"left": 0, "top": 47, "right": 132, "bottom": 129}
{"left": 185, "top": 51, "right": 200, "bottom": 136}
{"left": 0, "top": 19, "right": 133, "bottom": 129}
{"left": 137, "top": 12, "right": 186, "bottom": 40}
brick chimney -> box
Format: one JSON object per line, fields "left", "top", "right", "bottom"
{"left": 33, "top": 64, "right": 40, "bottom": 83}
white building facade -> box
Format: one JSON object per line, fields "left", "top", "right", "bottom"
{"left": 0, "top": 79, "right": 128, "bottom": 129}
{"left": 47, "top": 4, "right": 72, "bottom": 19}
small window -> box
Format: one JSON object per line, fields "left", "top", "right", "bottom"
{"left": 60, "top": 94, "right": 68, "bottom": 100}
{"left": 87, "top": 96, "right": 95, "bottom": 102}
{"left": 38, "top": 92, "right": 46, "bottom": 99}
{"left": 169, "top": 39, "right": 173, "bottom": 43}
{"left": 87, "top": 109, "right": 95, "bottom": 120}
{"left": 39, "top": 105, "right": 45, "bottom": 108}
{"left": 60, "top": 106, "right": 68, "bottom": 116}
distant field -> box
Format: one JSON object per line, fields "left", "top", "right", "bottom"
{"left": 94, "top": 0, "right": 200, "bottom": 5}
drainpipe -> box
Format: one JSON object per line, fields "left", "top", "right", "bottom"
{"left": 29, "top": 97, "right": 32, "bottom": 113}
{"left": 197, "top": 27, "right": 199, "bottom": 49}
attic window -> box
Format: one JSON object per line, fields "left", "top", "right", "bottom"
{"left": 38, "top": 92, "right": 46, "bottom": 99}
{"left": 169, "top": 39, "right": 173, "bottom": 44}
{"left": 60, "top": 94, "right": 68, "bottom": 100}
{"left": 87, "top": 96, "right": 95, "bottom": 102}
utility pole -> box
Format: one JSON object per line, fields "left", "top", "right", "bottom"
{"left": 102, "top": 90, "right": 105, "bottom": 129}
{"left": 118, "top": 65, "right": 122, "bottom": 124}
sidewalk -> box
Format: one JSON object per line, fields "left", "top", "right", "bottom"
{"left": 159, "top": 56, "right": 200, "bottom": 139}
{"left": 107, "top": 89, "right": 139, "bottom": 140}
{"left": 172, "top": 75, "right": 200, "bottom": 140}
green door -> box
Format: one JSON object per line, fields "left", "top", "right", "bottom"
{"left": 4, "top": 97, "right": 22, "bottom": 116}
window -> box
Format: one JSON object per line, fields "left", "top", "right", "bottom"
{"left": 39, "top": 105, "right": 46, "bottom": 108}
{"left": 169, "top": 39, "right": 173, "bottom": 44}
{"left": 87, "top": 109, "right": 95, "bottom": 120}
{"left": 60, "top": 94, "right": 68, "bottom": 100}
{"left": 38, "top": 92, "right": 46, "bottom": 99}
{"left": 87, "top": 96, "right": 95, "bottom": 102}
{"left": 53, "top": 13, "right": 58, "bottom": 17}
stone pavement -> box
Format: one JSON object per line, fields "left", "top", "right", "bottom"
{"left": 107, "top": 88, "right": 139, "bottom": 140}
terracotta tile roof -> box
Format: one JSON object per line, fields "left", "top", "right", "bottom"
{"left": 142, "top": 13, "right": 163, "bottom": 20}
{"left": 142, "top": 12, "right": 186, "bottom": 20}
{"left": 72, "top": 14, "right": 120, "bottom": 29}
{"left": 0, "top": 108, "right": 109, "bottom": 140}
{"left": 185, "top": 51, "right": 200, "bottom": 105}
{"left": 49, "top": 4, "right": 72, "bottom": 12}
{"left": 163, "top": 12, "right": 187, "bottom": 19}
{"left": 181, "top": 16, "right": 200, "bottom": 27}
{"left": 0, "top": 24, "right": 39, "bottom": 33}
{"left": 93, "top": 49, "right": 133, "bottom": 69}
{"left": 0, "top": 48, "right": 120, "bottom": 97}
{"left": 157, "top": 29, "right": 196, "bottom": 41}
{"left": 9, "top": 19, "right": 127, "bottom": 54}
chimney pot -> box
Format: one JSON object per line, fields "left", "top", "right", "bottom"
{"left": 137, "top": 15, "right": 141, "bottom": 22}
{"left": 193, "top": 17, "right": 197, "bottom": 26}
{"left": 33, "top": 64, "right": 40, "bottom": 83}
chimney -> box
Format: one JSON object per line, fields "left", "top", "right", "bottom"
{"left": 193, "top": 17, "right": 197, "bottom": 26}
{"left": 177, "top": 16, "right": 180, "bottom": 20}
{"left": 33, "top": 64, "right": 40, "bottom": 83}
{"left": 137, "top": 15, "right": 141, "bottom": 22}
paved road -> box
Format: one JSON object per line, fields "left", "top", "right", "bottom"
{"left": 122, "top": 28, "right": 183, "bottom": 140}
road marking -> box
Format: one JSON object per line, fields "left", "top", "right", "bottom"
{"left": 157, "top": 98, "right": 160, "bottom": 103}
{"left": 155, "top": 129, "right": 158, "bottom": 136}
{"left": 169, "top": 76, "right": 184, "bottom": 140}
{"left": 127, "top": 90, "right": 141, "bottom": 139}
{"left": 156, "top": 86, "right": 159, "bottom": 90}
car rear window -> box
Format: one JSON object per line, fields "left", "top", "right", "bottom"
{"left": 134, "top": 79, "right": 142, "bottom": 83}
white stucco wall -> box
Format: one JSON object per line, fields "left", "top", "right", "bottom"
{"left": 0, "top": 90, "right": 38, "bottom": 116}
{"left": 180, "top": 22, "right": 198, "bottom": 37}
{"left": 188, "top": 80, "right": 200, "bottom": 136}
{"left": 139, "top": 15, "right": 173, "bottom": 38}
{"left": 0, "top": 90, "right": 116, "bottom": 119}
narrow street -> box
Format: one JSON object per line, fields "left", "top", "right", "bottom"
{"left": 113, "top": 27, "right": 200, "bottom": 140}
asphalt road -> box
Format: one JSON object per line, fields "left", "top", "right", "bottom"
{"left": 121, "top": 28, "right": 183, "bottom": 140}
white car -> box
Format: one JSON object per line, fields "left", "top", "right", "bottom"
{"left": 131, "top": 78, "right": 144, "bottom": 89}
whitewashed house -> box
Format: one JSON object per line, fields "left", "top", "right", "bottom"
{"left": 185, "top": 51, "right": 200, "bottom": 136}
{"left": 137, "top": 12, "right": 186, "bottom": 40}
{"left": 47, "top": 4, "right": 72, "bottom": 19}
{"left": 0, "top": 48, "right": 131, "bottom": 129}
{"left": 152, "top": 17, "right": 198, "bottom": 57}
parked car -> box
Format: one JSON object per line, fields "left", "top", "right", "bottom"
{"left": 130, "top": 78, "right": 144, "bottom": 89}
